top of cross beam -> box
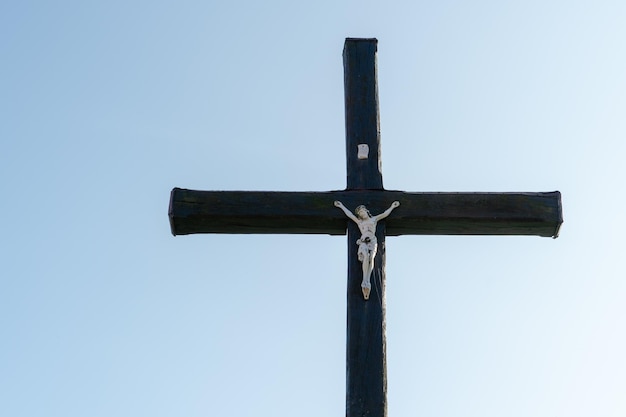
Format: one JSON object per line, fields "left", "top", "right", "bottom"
{"left": 345, "top": 37, "right": 378, "bottom": 43}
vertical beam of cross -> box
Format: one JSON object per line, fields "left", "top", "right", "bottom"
{"left": 344, "top": 38, "right": 387, "bottom": 417}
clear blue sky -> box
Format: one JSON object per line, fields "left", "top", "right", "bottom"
{"left": 2, "top": 1, "right": 625, "bottom": 416}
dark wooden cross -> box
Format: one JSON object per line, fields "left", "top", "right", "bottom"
{"left": 168, "top": 38, "right": 562, "bottom": 417}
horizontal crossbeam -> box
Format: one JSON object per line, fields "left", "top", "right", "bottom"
{"left": 169, "top": 188, "right": 562, "bottom": 238}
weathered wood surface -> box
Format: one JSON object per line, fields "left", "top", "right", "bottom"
{"left": 344, "top": 38, "right": 387, "bottom": 417}
{"left": 169, "top": 188, "right": 563, "bottom": 238}
{"left": 344, "top": 38, "right": 383, "bottom": 190}
{"left": 346, "top": 218, "right": 388, "bottom": 417}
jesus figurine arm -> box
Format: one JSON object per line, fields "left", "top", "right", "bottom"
{"left": 373, "top": 201, "right": 400, "bottom": 221}
{"left": 334, "top": 201, "right": 360, "bottom": 224}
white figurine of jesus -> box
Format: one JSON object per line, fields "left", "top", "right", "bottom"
{"left": 334, "top": 200, "right": 400, "bottom": 300}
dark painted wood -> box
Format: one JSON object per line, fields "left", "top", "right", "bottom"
{"left": 169, "top": 188, "right": 563, "bottom": 238}
{"left": 344, "top": 38, "right": 383, "bottom": 190}
{"left": 344, "top": 38, "right": 387, "bottom": 417}
{"left": 346, "top": 220, "right": 387, "bottom": 417}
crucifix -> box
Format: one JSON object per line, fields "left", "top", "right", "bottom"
{"left": 168, "top": 38, "right": 562, "bottom": 417}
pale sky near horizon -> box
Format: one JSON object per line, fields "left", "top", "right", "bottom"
{"left": 2, "top": 1, "right": 626, "bottom": 416}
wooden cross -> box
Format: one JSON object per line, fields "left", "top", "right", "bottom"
{"left": 168, "top": 38, "right": 562, "bottom": 417}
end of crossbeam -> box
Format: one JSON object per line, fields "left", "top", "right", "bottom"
{"left": 168, "top": 188, "right": 179, "bottom": 236}
{"left": 552, "top": 190, "right": 564, "bottom": 239}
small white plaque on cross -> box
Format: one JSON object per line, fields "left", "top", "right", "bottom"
{"left": 357, "top": 144, "right": 369, "bottom": 159}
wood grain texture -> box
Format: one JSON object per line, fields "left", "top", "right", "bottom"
{"left": 169, "top": 188, "right": 563, "bottom": 238}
